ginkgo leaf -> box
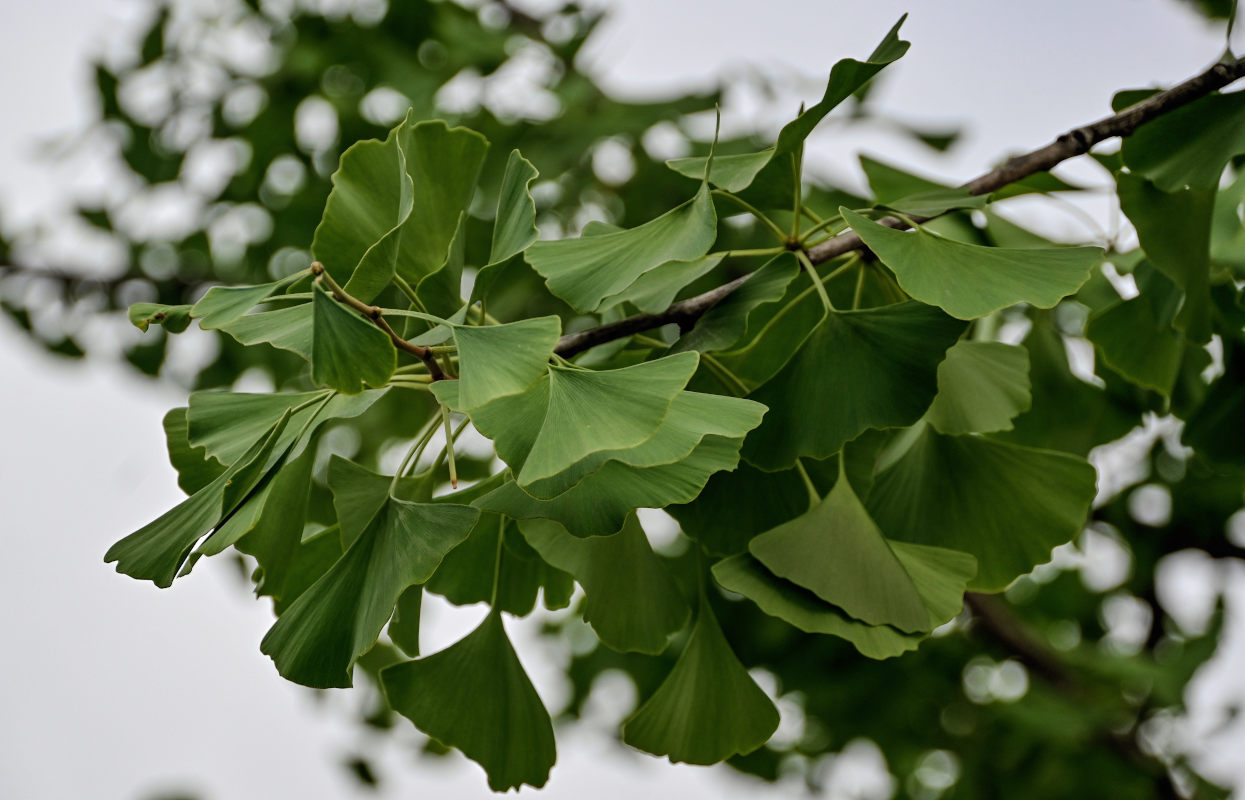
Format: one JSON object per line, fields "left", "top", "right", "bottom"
{"left": 1086, "top": 263, "right": 1186, "bottom": 396}
{"left": 841, "top": 208, "right": 1102, "bottom": 319}
{"left": 311, "top": 284, "right": 396, "bottom": 394}
{"left": 162, "top": 407, "right": 225, "bottom": 495}
{"left": 711, "top": 554, "right": 925, "bottom": 659}
{"left": 1115, "top": 171, "right": 1214, "bottom": 344}
{"left": 388, "top": 586, "right": 422, "bottom": 657}
{"left": 327, "top": 456, "right": 433, "bottom": 547}
{"left": 743, "top": 301, "right": 965, "bottom": 471}
{"left": 1121, "top": 89, "right": 1245, "bottom": 192}
{"left": 598, "top": 254, "right": 724, "bottom": 315}
{"left": 925, "top": 341, "right": 1031, "bottom": 434}
{"left": 667, "top": 17, "right": 909, "bottom": 205}
{"left": 749, "top": 474, "right": 974, "bottom": 632}
{"left": 525, "top": 185, "right": 716, "bottom": 312}
{"left": 622, "top": 596, "right": 778, "bottom": 765}
{"left": 105, "top": 411, "right": 291, "bottom": 588}
{"left": 520, "top": 390, "right": 766, "bottom": 500}
{"left": 259, "top": 496, "right": 478, "bottom": 688}
{"left": 451, "top": 316, "right": 560, "bottom": 411}
{"left": 216, "top": 302, "right": 314, "bottom": 360}
{"left": 442, "top": 352, "right": 699, "bottom": 487}
{"left": 232, "top": 437, "right": 318, "bottom": 599}
{"left": 671, "top": 253, "right": 800, "bottom": 355}
{"left": 381, "top": 611, "right": 556, "bottom": 792}
{"left": 474, "top": 434, "right": 747, "bottom": 537}
{"left": 867, "top": 425, "right": 1097, "bottom": 591}
{"left": 192, "top": 272, "right": 305, "bottom": 329}
{"left": 490, "top": 149, "right": 540, "bottom": 264}
{"left": 128, "top": 302, "right": 192, "bottom": 333}
{"left": 518, "top": 516, "right": 690, "bottom": 653}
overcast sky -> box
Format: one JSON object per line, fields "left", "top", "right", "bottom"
{"left": 2, "top": 1, "right": 1244, "bottom": 799}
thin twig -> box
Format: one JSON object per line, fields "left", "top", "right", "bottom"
{"left": 555, "top": 56, "right": 1245, "bottom": 358}
{"left": 310, "top": 261, "right": 446, "bottom": 381}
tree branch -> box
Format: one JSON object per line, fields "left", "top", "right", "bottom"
{"left": 310, "top": 262, "right": 446, "bottom": 381}
{"left": 555, "top": 55, "right": 1245, "bottom": 358}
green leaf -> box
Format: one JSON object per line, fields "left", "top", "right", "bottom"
{"left": 1086, "top": 264, "right": 1186, "bottom": 396}
{"left": 742, "top": 302, "right": 966, "bottom": 470}
{"left": 260, "top": 496, "right": 479, "bottom": 688}
{"left": 215, "top": 302, "right": 314, "bottom": 360}
{"left": 668, "top": 17, "right": 909, "bottom": 203}
{"left": 233, "top": 438, "right": 318, "bottom": 599}
{"left": 671, "top": 253, "right": 800, "bottom": 354}
{"left": 192, "top": 273, "right": 304, "bottom": 329}
{"left": 451, "top": 316, "right": 560, "bottom": 411}
{"left": 1121, "top": 90, "right": 1245, "bottom": 191}
{"left": 712, "top": 554, "right": 925, "bottom": 659}
{"left": 520, "top": 390, "right": 766, "bottom": 500}
{"left": 389, "top": 586, "right": 422, "bottom": 657}
{"left": 381, "top": 611, "right": 556, "bottom": 792}
{"left": 925, "top": 341, "right": 1031, "bottom": 434}
{"left": 867, "top": 426, "right": 1097, "bottom": 591}
{"left": 841, "top": 208, "right": 1102, "bottom": 319}
{"left": 518, "top": 516, "right": 690, "bottom": 653}
{"left": 311, "top": 284, "right": 396, "bottom": 394}
{"left": 162, "top": 408, "right": 224, "bottom": 495}
{"left": 443, "top": 352, "right": 699, "bottom": 487}
{"left": 105, "top": 411, "right": 291, "bottom": 588}
{"left": 525, "top": 184, "right": 717, "bottom": 312}
{"left": 327, "top": 456, "right": 430, "bottom": 548}
{"left": 1115, "top": 171, "right": 1214, "bottom": 343}
{"left": 598, "top": 254, "right": 724, "bottom": 315}
{"left": 749, "top": 474, "right": 974, "bottom": 632}
{"left": 622, "top": 596, "right": 778, "bottom": 764}
{"left": 475, "top": 434, "right": 748, "bottom": 537}
{"left": 128, "top": 302, "right": 192, "bottom": 333}
{"left": 489, "top": 149, "right": 540, "bottom": 264}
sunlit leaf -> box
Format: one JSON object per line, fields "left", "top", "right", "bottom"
{"left": 842, "top": 208, "right": 1102, "bottom": 319}
{"left": 381, "top": 611, "right": 556, "bottom": 792}
{"left": 622, "top": 596, "right": 778, "bottom": 764}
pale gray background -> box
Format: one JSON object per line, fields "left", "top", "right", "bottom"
{"left": 2, "top": 1, "right": 1244, "bottom": 798}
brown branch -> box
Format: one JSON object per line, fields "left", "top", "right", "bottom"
{"left": 555, "top": 55, "right": 1245, "bottom": 359}
{"left": 310, "top": 261, "right": 446, "bottom": 381}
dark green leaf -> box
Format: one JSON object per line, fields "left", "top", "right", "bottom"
{"left": 128, "top": 303, "right": 192, "bottom": 333}
{"left": 925, "top": 341, "right": 1031, "bottom": 434}
{"left": 311, "top": 284, "right": 396, "bottom": 394}
{"left": 1121, "top": 90, "right": 1245, "bottom": 191}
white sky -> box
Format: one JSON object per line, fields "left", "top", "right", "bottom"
{"left": 2, "top": 1, "right": 1244, "bottom": 799}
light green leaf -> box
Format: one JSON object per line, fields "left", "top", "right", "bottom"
{"left": 925, "top": 341, "right": 1031, "bottom": 434}
{"left": 192, "top": 273, "right": 304, "bottom": 329}
{"left": 518, "top": 516, "right": 690, "bottom": 653}
{"left": 712, "top": 554, "right": 924, "bottom": 659}
{"left": 311, "top": 284, "right": 396, "bottom": 394}
{"left": 451, "top": 316, "right": 560, "bottom": 411}
{"left": 260, "top": 496, "right": 478, "bottom": 688}
{"left": 525, "top": 184, "right": 717, "bottom": 312}
{"left": 667, "top": 17, "right": 908, "bottom": 202}
{"left": 868, "top": 426, "right": 1097, "bottom": 591}
{"left": 622, "top": 596, "right": 778, "bottom": 764}
{"left": 521, "top": 390, "right": 766, "bottom": 500}
{"left": 475, "top": 434, "right": 748, "bottom": 537}
{"left": 842, "top": 208, "right": 1102, "bottom": 319}
{"left": 489, "top": 149, "right": 540, "bottom": 264}
{"left": 215, "top": 302, "right": 313, "bottom": 360}
{"left": 105, "top": 411, "right": 291, "bottom": 588}
{"left": 598, "top": 254, "right": 724, "bottom": 315}
{"left": 742, "top": 301, "right": 965, "bottom": 470}
{"left": 1121, "top": 90, "right": 1245, "bottom": 192}
{"left": 381, "top": 611, "right": 556, "bottom": 792}
{"left": 128, "top": 302, "right": 192, "bottom": 333}
{"left": 1116, "top": 171, "right": 1214, "bottom": 343}
{"left": 750, "top": 474, "right": 974, "bottom": 632}
{"left": 671, "top": 253, "right": 800, "bottom": 354}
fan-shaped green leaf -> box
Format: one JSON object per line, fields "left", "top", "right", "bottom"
{"left": 388, "top": 586, "right": 422, "bottom": 657}
{"left": 842, "top": 208, "right": 1101, "bottom": 319}
{"left": 311, "top": 284, "right": 396, "bottom": 394}
{"left": 925, "top": 341, "right": 1031, "bottom": 434}
{"left": 216, "top": 302, "right": 313, "bottom": 360}
{"left": 743, "top": 301, "right": 965, "bottom": 471}
{"left": 598, "top": 254, "right": 724, "bottom": 315}
{"left": 750, "top": 474, "right": 973, "bottom": 632}
{"left": 671, "top": 253, "right": 800, "bottom": 354}
{"left": 1086, "top": 264, "right": 1186, "bottom": 396}
{"left": 451, "top": 316, "right": 560, "bottom": 411}
{"left": 381, "top": 611, "right": 556, "bottom": 792}
{"left": 162, "top": 407, "right": 224, "bottom": 495}
{"left": 867, "top": 425, "right": 1097, "bottom": 591}
{"left": 622, "top": 596, "right": 778, "bottom": 764}
{"left": 490, "top": 149, "right": 540, "bottom": 264}
{"left": 260, "top": 496, "right": 478, "bottom": 688}
{"left": 1121, "top": 90, "right": 1245, "bottom": 192}
{"left": 475, "top": 434, "right": 748, "bottom": 537}
{"left": 192, "top": 273, "right": 304, "bottom": 329}
{"left": 526, "top": 184, "right": 717, "bottom": 312}
{"left": 518, "top": 516, "right": 690, "bottom": 653}
{"left": 712, "top": 554, "right": 924, "bottom": 659}
{"left": 105, "top": 411, "right": 291, "bottom": 588}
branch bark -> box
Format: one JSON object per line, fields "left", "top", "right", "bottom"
{"left": 555, "top": 55, "right": 1245, "bottom": 358}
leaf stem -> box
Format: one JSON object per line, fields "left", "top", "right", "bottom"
{"left": 391, "top": 414, "right": 443, "bottom": 494}
{"left": 490, "top": 515, "right": 506, "bottom": 607}
{"left": 852, "top": 261, "right": 867, "bottom": 310}
{"left": 440, "top": 404, "right": 458, "bottom": 488}
{"left": 796, "top": 250, "right": 835, "bottom": 315}
{"left": 794, "top": 458, "right": 820, "bottom": 508}
{"left": 798, "top": 213, "right": 845, "bottom": 244}
{"left": 711, "top": 190, "right": 789, "bottom": 243}
{"left": 708, "top": 247, "right": 787, "bottom": 259}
